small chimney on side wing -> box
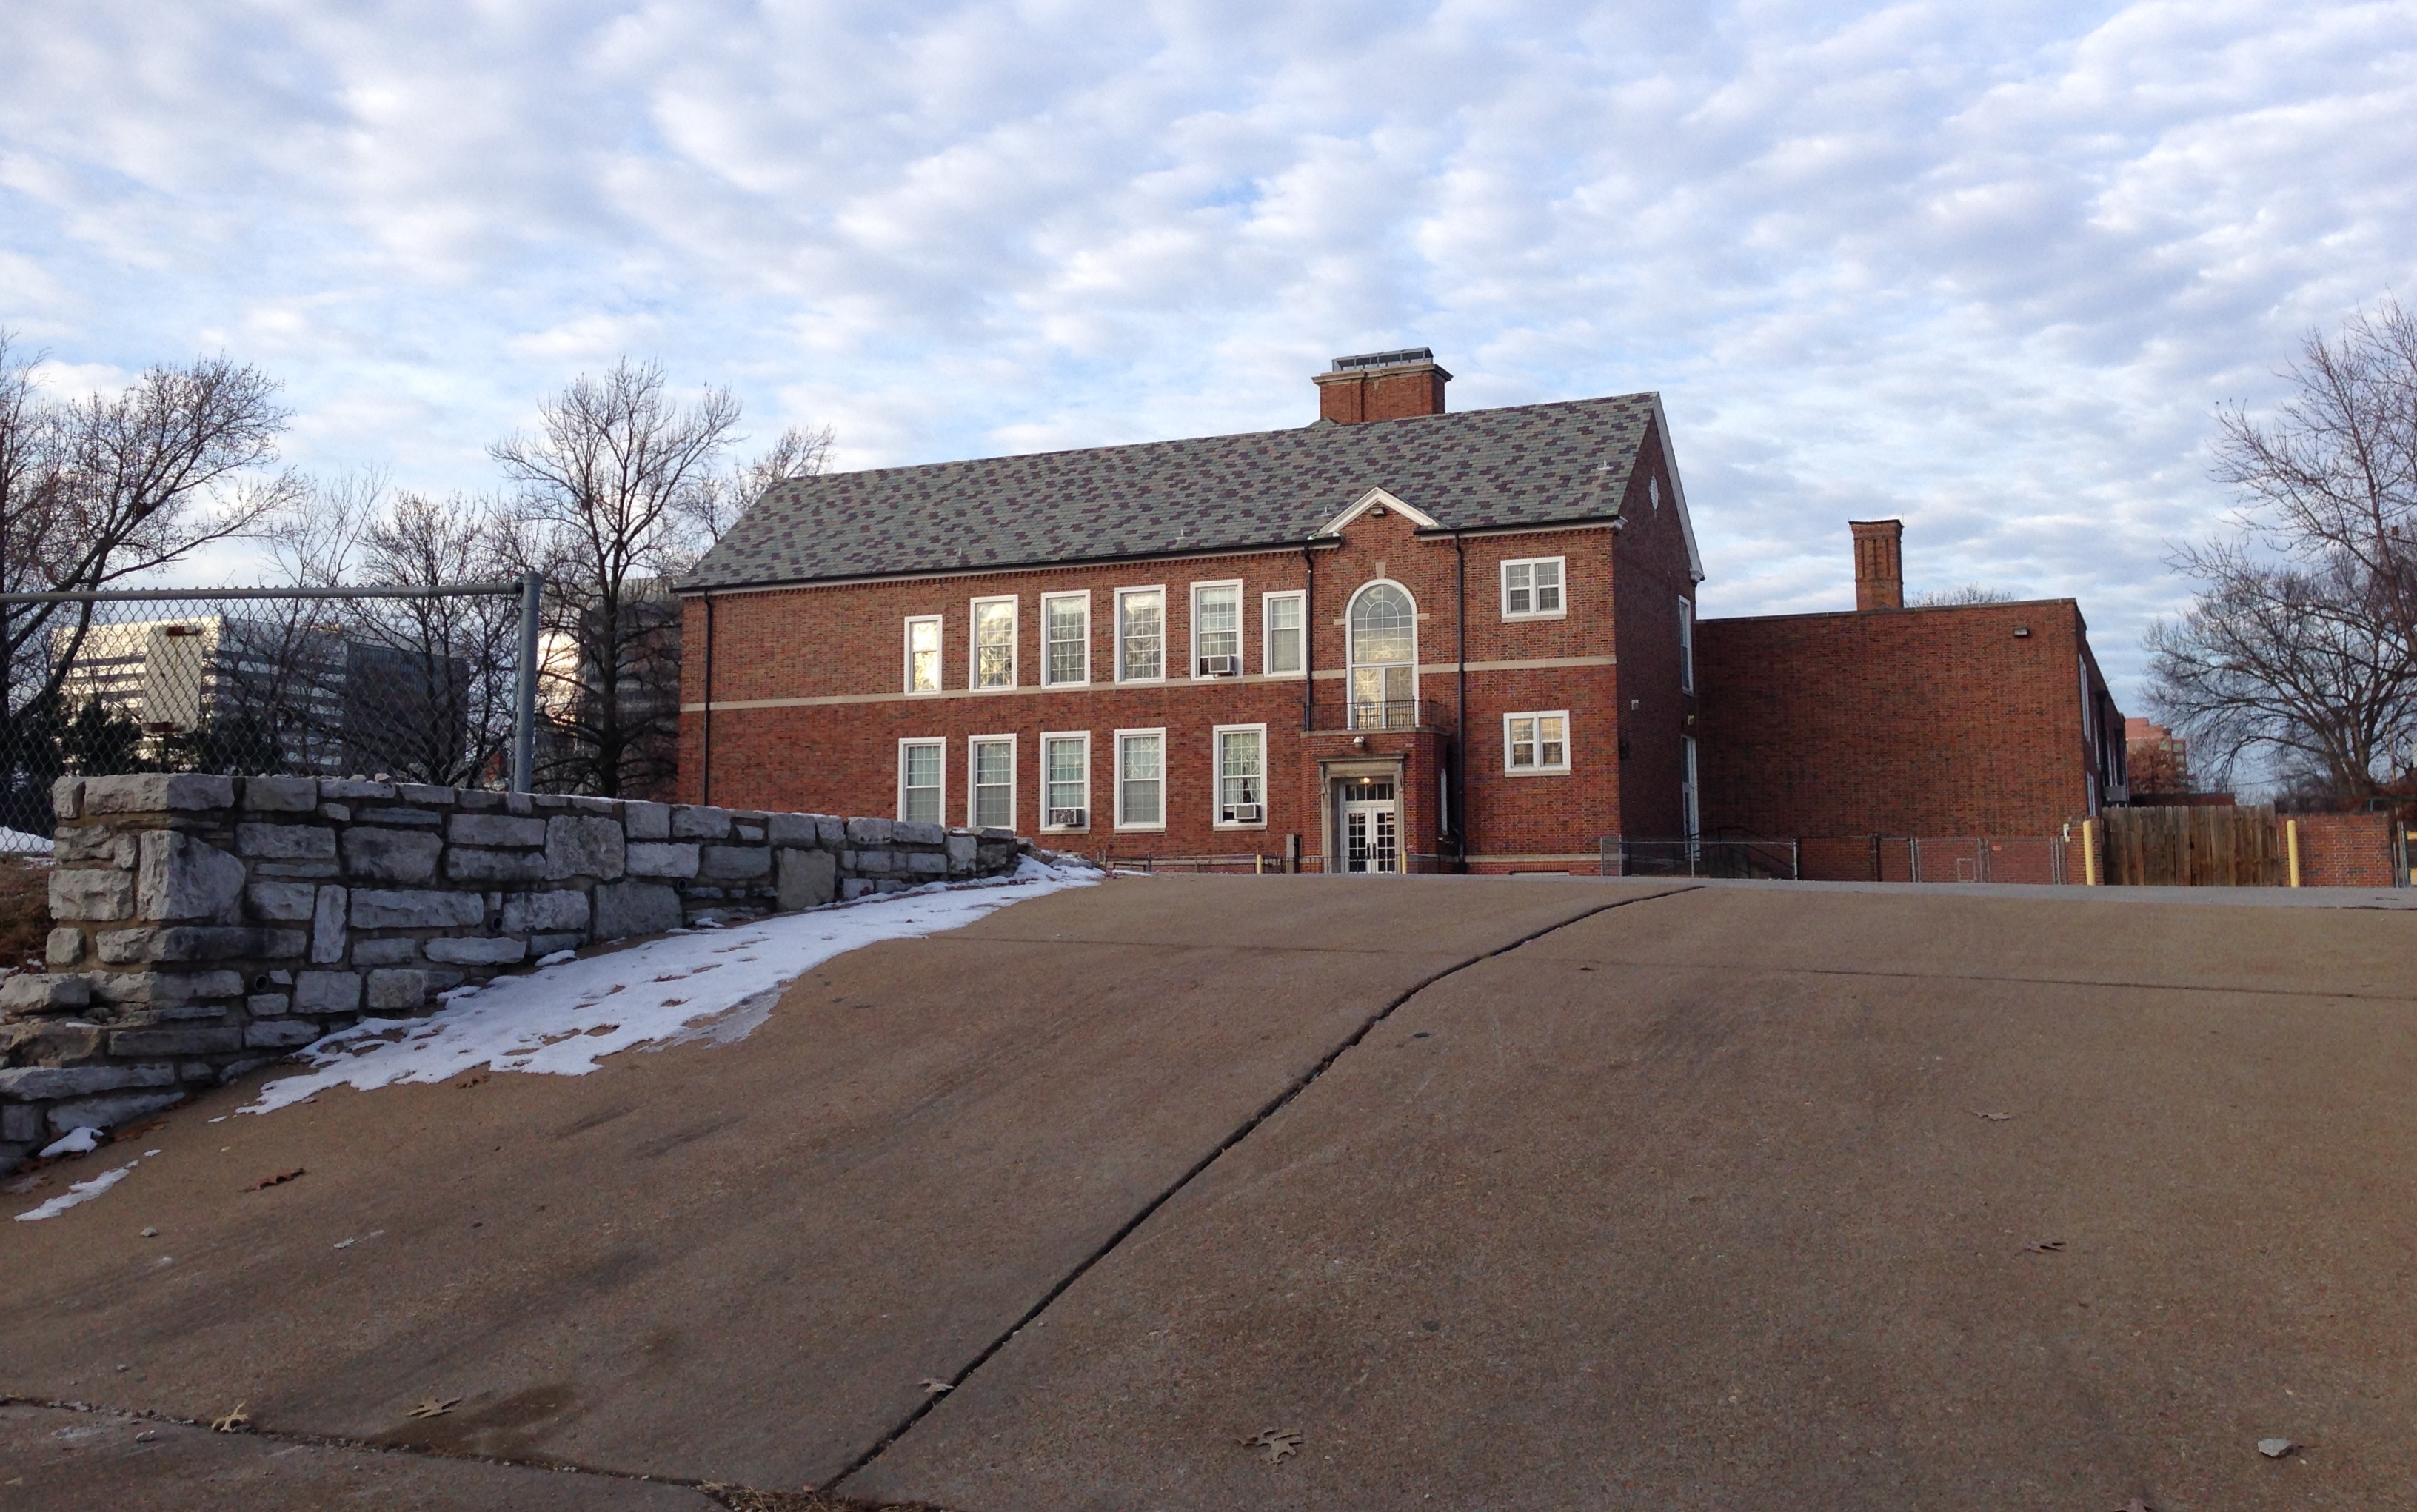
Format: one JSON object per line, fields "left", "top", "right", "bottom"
{"left": 1314, "top": 348, "right": 1451, "bottom": 424}
{"left": 1850, "top": 519, "right": 1905, "bottom": 611}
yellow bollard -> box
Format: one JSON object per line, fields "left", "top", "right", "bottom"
{"left": 2286, "top": 818, "right": 2301, "bottom": 888}
{"left": 2082, "top": 818, "right": 2099, "bottom": 886}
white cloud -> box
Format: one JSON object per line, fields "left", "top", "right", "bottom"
{"left": 4, "top": 0, "right": 2416, "bottom": 700}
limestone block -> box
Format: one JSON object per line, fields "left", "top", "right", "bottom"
{"left": 765, "top": 812, "right": 818, "bottom": 846}
{"left": 672, "top": 805, "right": 734, "bottom": 840}
{"left": 853, "top": 849, "right": 897, "bottom": 875}
{"left": 456, "top": 789, "right": 503, "bottom": 812}
{"left": 319, "top": 803, "right": 350, "bottom": 821}
{"left": 237, "top": 821, "right": 337, "bottom": 860}
{"left": 697, "top": 845, "right": 772, "bottom": 882}
{"left": 99, "top": 926, "right": 304, "bottom": 965}
{"left": 546, "top": 815, "right": 626, "bottom": 880}
{"left": 570, "top": 795, "right": 620, "bottom": 814}
{"left": 349, "top": 889, "right": 483, "bottom": 929}
{"left": 815, "top": 816, "right": 845, "bottom": 845}
{"left": 529, "top": 932, "right": 584, "bottom": 957}
{"left": 138, "top": 970, "right": 246, "bottom": 1007}
{"left": 501, "top": 889, "right": 589, "bottom": 934}
{"left": 533, "top": 794, "right": 569, "bottom": 809}
{"left": 321, "top": 778, "right": 397, "bottom": 801}
{"left": 426, "top": 936, "right": 526, "bottom": 966}
{"left": 449, "top": 813, "right": 545, "bottom": 847}
{"left": 4, "top": 1103, "right": 40, "bottom": 1143}
{"left": 906, "top": 851, "right": 948, "bottom": 875}
{"left": 395, "top": 783, "right": 458, "bottom": 806}
{"left": 946, "top": 834, "right": 978, "bottom": 866}
{"left": 736, "top": 823, "right": 766, "bottom": 842}
{"left": 355, "top": 806, "right": 444, "bottom": 827}
{"left": 592, "top": 880, "right": 682, "bottom": 940}
{"left": 107, "top": 1025, "right": 244, "bottom": 1057}
{"left": 241, "top": 776, "right": 318, "bottom": 811}
{"left": 626, "top": 842, "right": 699, "bottom": 879}
{"left": 0, "top": 973, "right": 90, "bottom": 1013}
{"left": 624, "top": 800, "right": 671, "bottom": 840}
{"left": 51, "top": 775, "right": 83, "bottom": 821}
{"left": 777, "top": 849, "right": 836, "bottom": 911}
{"left": 253, "top": 859, "right": 340, "bottom": 880}
{"left": 447, "top": 847, "right": 547, "bottom": 883}
{"left": 50, "top": 867, "right": 133, "bottom": 922}
{"left": 246, "top": 1019, "right": 323, "bottom": 1048}
{"left": 312, "top": 886, "right": 347, "bottom": 963}
{"left": 138, "top": 832, "right": 246, "bottom": 921}
{"left": 81, "top": 772, "right": 235, "bottom": 814}
{"left": 845, "top": 817, "right": 894, "bottom": 846}
{"left": 342, "top": 826, "right": 441, "bottom": 883}
{"left": 245, "top": 880, "right": 318, "bottom": 920}
{"left": 46, "top": 928, "right": 85, "bottom": 967}
{"left": 894, "top": 820, "right": 947, "bottom": 846}
{"left": 352, "top": 939, "right": 420, "bottom": 966}
{"left": 0, "top": 1063, "right": 175, "bottom": 1100}
{"left": 53, "top": 826, "right": 123, "bottom": 863}
{"left": 504, "top": 792, "right": 533, "bottom": 816}
{"left": 246, "top": 991, "right": 291, "bottom": 1017}
{"left": 47, "top": 1090, "right": 185, "bottom": 1134}
{"left": 366, "top": 969, "right": 429, "bottom": 1011}
{"left": 293, "top": 971, "right": 362, "bottom": 1013}
{"left": 841, "top": 877, "right": 873, "bottom": 901}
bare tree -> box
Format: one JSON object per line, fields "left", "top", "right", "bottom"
{"left": 684, "top": 422, "right": 832, "bottom": 543}
{"left": 351, "top": 491, "right": 526, "bottom": 786}
{"left": 492, "top": 358, "right": 743, "bottom": 797}
{"left": 1908, "top": 583, "right": 2013, "bottom": 606}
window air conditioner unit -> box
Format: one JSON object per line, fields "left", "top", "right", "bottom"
{"left": 1199, "top": 655, "right": 1240, "bottom": 676}
{"left": 1225, "top": 803, "right": 1264, "bottom": 824}
{"left": 1048, "top": 807, "right": 1087, "bottom": 829}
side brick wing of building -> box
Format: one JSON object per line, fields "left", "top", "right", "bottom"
{"left": 677, "top": 351, "right": 1707, "bottom": 872}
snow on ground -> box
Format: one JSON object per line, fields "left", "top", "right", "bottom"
{"left": 16, "top": 1157, "right": 139, "bottom": 1221}
{"left": 0, "top": 826, "right": 53, "bottom": 854}
{"left": 241, "top": 857, "right": 1097, "bottom": 1116}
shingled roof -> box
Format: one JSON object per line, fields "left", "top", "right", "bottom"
{"left": 682, "top": 392, "right": 1702, "bottom": 592}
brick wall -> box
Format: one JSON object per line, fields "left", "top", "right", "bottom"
{"left": 2290, "top": 812, "right": 2399, "bottom": 887}
{"left": 1696, "top": 600, "right": 2108, "bottom": 841}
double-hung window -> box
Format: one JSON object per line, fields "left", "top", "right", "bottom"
{"left": 1505, "top": 712, "right": 1570, "bottom": 773}
{"left": 1214, "top": 724, "right": 1266, "bottom": 826}
{"left": 1678, "top": 596, "right": 1694, "bottom": 693}
{"left": 1117, "top": 588, "right": 1164, "bottom": 681}
{"left": 1040, "top": 732, "right": 1090, "bottom": 832}
{"left": 969, "top": 735, "right": 1015, "bottom": 829}
{"left": 904, "top": 616, "right": 942, "bottom": 693}
{"left": 899, "top": 738, "right": 946, "bottom": 823}
{"left": 1263, "top": 591, "right": 1304, "bottom": 675}
{"left": 1502, "top": 558, "right": 1565, "bottom": 619}
{"left": 971, "top": 597, "right": 1017, "bottom": 689}
{"left": 1191, "top": 581, "right": 1241, "bottom": 677}
{"left": 1115, "top": 728, "right": 1164, "bottom": 829}
{"left": 1041, "top": 592, "right": 1089, "bottom": 686}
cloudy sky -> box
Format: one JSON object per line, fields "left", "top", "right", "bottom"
{"left": 5, "top": 0, "right": 2414, "bottom": 702}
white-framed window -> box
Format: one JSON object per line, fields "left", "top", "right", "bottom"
{"left": 904, "top": 615, "right": 942, "bottom": 694}
{"left": 969, "top": 735, "right": 1016, "bottom": 830}
{"left": 1116, "top": 587, "right": 1165, "bottom": 682}
{"left": 1347, "top": 580, "right": 1416, "bottom": 729}
{"left": 1502, "top": 557, "right": 1565, "bottom": 619}
{"left": 1040, "top": 731, "right": 1091, "bottom": 832}
{"left": 1682, "top": 734, "right": 1700, "bottom": 840}
{"left": 1213, "top": 723, "right": 1266, "bottom": 826}
{"left": 1114, "top": 727, "right": 1166, "bottom": 829}
{"left": 1678, "top": 595, "right": 1694, "bottom": 693}
{"left": 1041, "top": 591, "right": 1089, "bottom": 686}
{"left": 1505, "top": 711, "right": 1570, "bottom": 774}
{"left": 1191, "top": 580, "right": 1243, "bottom": 677}
{"left": 1263, "top": 590, "right": 1305, "bottom": 676}
{"left": 898, "top": 738, "right": 946, "bottom": 823}
{"left": 970, "top": 596, "right": 1017, "bottom": 690}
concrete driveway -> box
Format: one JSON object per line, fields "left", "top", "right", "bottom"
{"left": 5, "top": 877, "right": 2414, "bottom": 1510}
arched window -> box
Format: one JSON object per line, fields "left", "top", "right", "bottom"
{"left": 1348, "top": 581, "right": 1416, "bottom": 729}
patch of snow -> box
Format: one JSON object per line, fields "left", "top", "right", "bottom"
{"left": 0, "top": 826, "right": 54, "bottom": 854}
{"left": 241, "top": 858, "right": 1096, "bottom": 1114}
{"left": 533, "top": 949, "right": 577, "bottom": 967}
{"left": 15, "top": 1160, "right": 137, "bottom": 1222}
{"left": 39, "top": 1127, "right": 101, "bottom": 1157}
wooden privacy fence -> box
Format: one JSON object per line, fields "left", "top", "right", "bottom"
{"left": 2104, "top": 803, "right": 2283, "bottom": 887}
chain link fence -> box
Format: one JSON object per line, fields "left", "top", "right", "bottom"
{"left": 2, "top": 582, "right": 541, "bottom": 854}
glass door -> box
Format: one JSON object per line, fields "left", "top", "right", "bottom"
{"left": 1340, "top": 779, "right": 1399, "bottom": 874}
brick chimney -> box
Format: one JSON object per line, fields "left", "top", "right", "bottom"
{"left": 1850, "top": 519, "right": 1905, "bottom": 610}
{"left": 1313, "top": 348, "right": 1451, "bottom": 424}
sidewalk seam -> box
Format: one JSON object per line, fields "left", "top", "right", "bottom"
{"left": 828, "top": 883, "right": 1699, "bottom": 1490}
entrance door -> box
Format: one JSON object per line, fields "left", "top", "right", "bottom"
{"left": 1341, "top": 780, "right": 1400, "bottom": 874}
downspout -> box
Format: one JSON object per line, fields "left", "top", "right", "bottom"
{"left": 701, "top": 590, "right": 716, "bottom": 807}
{"left": 1301, "top": 544, "right": 1315, "bottom": 733}
{"left": 1454, "top": 529, "right": 1468, "bottom": 868}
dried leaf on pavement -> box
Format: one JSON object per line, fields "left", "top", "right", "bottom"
{"left": 407, "top": 1396, "right": 462, "bottom": 1419}
{"left": 1240, "top": 1427, "right": 1303, "bottom": 1463}
{"left": 210, "top": 1403, "right": 249, "bottom": 1433}
{"left": 1973, "top": 1111, "right": 2014, "bottom": 1122}
{"left": 919, "top": 1377, "right": 954, "bottom": 1394}
{"left": 2022, "top": 1240, "right": 2067, "bottom": 1254}
{"left": 244, "top": 1168, "right": 306, "bottom": 1192}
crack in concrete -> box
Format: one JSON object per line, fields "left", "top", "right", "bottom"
{"left": 825, "top": 884, "right": 1701, "bottom": 1490}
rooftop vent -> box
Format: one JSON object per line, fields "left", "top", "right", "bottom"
{"left": 1314, "top": 349, "right": 1451, "bottom": 424}
{"left": 1330, "top": 347, "right": 1436, "bottom": 372}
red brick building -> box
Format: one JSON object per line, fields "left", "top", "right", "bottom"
{"left": 677, "top": 350, "right": 1705, "bottom": 872}
{"left": 1696, "top": 520, "right": 2128, "bottom": 880}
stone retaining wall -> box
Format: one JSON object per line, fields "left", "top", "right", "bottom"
{"left": 0, "top": 774, "right": 1034, "bottom": 1164}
